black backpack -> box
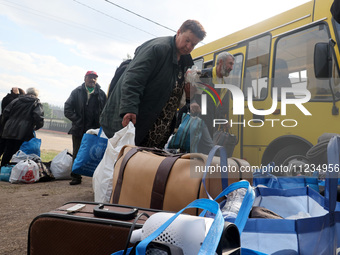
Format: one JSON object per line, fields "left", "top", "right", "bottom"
{"left": 108, "top": 59, "right": 132, "bottom": 98}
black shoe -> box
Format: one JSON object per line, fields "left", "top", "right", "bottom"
{"left": 69, "top": 178, "right": 81, "bottom": 185}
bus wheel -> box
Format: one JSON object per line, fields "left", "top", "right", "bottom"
{"left": 281, "top": 155, "right": 312, "bottom": 176}
{"left": 272, "top": 145, "right": 307, "bottom": 175}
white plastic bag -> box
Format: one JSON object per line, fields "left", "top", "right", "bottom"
{"left": 9, "top": 159, "right": 40, "bottom": 184}
{"left": 86, "top": 128, "right": 108, "bottom": 138}
{"left": 92, "top": 122, "right": 135, "bottom": 203}
{"left": 10, "top": 150, "right": 41, "bottom": 164}
{"left": 50, "top": 149, "right": 73, "bottom": 180}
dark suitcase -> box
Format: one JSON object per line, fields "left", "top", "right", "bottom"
{"left": 28, "top": 201, "right": 159, "bottom": 255}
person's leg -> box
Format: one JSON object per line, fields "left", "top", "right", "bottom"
{"left": 0, "top": 138, "right": 6, "bottom": 157}
{"left": 1, "top": 139, "right": 23, "bottom": 167}
{"left": 70, "top": 134, "right": 83, "bottom": 185}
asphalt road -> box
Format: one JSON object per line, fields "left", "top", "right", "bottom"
{"left": 36, "top": 129, "right": 73, "bottom": 152}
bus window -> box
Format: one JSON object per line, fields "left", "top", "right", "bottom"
{"left": 224, "top": 54, "right": 243, "bottom": 88}
{"left": 204, "top": 61, "right": 213, "bottom": 69}
{"left": 331, "top": 21, "right": 340, "bottom": 98}
{"left": 274, "top": 24, "right": 335, "bottom": 101}
{"left": 244, "top": 35, "right": 271, "bottom": 100}
{"left": 193, "top": 58, "right": 204, "bottom": 70}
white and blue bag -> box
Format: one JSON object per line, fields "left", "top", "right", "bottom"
{"left": 72, "top": 127, "right": 108, "bottom": 177}
{"left": 240, "top": 135, "right": 340, "bottom": 254}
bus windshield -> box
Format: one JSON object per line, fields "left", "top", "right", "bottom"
{"left": 275, "top": 24, "right": 340, "bottom": 101}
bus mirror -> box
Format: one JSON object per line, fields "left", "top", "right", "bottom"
{"left": 314, "top": 42, "right": 331, "bottom": 78}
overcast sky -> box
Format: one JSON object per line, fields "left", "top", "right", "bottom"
{"left": 0, "top": 0, "right": 310, "bottom": 107}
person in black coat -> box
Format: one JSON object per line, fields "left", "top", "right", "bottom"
{"left": 0, "top": 87, "right": 44, "bottom": 167}
{"left": 64, "top": 71, "right": 107, "bottom": 185}
{"left": 0, "top": 87, "right": 25, "bottom": 160}
{"left": 1, "top": 87, "right": 25, "bottom": 113}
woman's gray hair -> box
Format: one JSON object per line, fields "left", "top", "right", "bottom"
{"left": 216, "top": 51, "right": 235, "bottom": 63}
{"left": 26, "top": 87, "right": 39, "bottom": 97}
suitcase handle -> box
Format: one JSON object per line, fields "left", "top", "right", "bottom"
{"left": 93, "top": 204, "right": 138, "bottom": 220}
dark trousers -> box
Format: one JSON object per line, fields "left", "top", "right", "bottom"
{"left": 71, "top": 135, "right": 83, "bottom": 180}
{"left": 0, "top": 138, "right": 6, "bottom": 158}
{"left": 0, "top": 139, "right": 24, "bottom": 167}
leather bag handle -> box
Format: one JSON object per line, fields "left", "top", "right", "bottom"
{"left": 112, "top": 147, "right": 138, "bottom": 203}
{"left": 150, "top": 155, "right": 181, "bottom": 210}
{"left": 112, "top": 146, "right": 184, "bottom": 204}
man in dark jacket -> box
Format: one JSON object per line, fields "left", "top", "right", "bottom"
{"left": 0, "top": 87, "right": 44, "bottom": 167}
{"left": 0, "top": 87, "right": 25, "bottom": 158}
{"left": 100, "top": 20, "right": 206, "bottom": 149}
{"left": 197, "top": 52, "right": 235, "bottom": 137}
{"left": 64, "top": 71, "right": 107, "bottom": 185}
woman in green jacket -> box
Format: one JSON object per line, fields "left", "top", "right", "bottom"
{"left": 100, "top": 20, "right": 206, "bottom": 148}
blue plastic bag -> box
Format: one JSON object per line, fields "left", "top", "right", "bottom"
{"left": 20, "top": 137, "right": 41, "bottom": 156}
{"left": 0, "top": 164, "right": 15, "bottom": 182}
{"left": 72, "top": 127, "right": 108, "bottom": 177}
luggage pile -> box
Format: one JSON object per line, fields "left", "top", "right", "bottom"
{"left": 27, "top": 134, "right": 340, "bottom": 254}
{"left": 0, "top": 148, "right": 73, "bottom": 184}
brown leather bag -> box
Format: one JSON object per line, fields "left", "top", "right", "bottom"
{"left": 110, "top": 145, "right": 252, "bottom": 215}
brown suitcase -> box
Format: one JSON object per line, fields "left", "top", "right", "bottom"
{"left": 28, "top": 201, "right": 160, "bottom": 255}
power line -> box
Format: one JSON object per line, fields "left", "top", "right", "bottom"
{"left": 0, "top": 0, "right": 131, "bottom": 41}
{"left": 103, "top": 0, "right": 205, "bottom": 45}
{"left": 72, "top": 0, "right": 157, "bottom": 37}
{"left": 104, "top": 0, "right": 177, "bottom": 33}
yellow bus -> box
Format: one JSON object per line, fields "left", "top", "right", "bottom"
{"left": 191, "top": 0, "right": 340, "bottom": 168}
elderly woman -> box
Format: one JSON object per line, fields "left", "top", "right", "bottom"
{"left": 0, "top": 87, "right": 44, "bottom": 167}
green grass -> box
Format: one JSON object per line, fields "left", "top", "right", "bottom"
{"left": 40, "top": 149, "right": 60, "bottom": 162}
{"left": 0, "top": 149, "right": 60, "bottom": 165}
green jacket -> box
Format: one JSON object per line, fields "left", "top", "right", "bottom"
{"left": 100, "top": 35, "right": 193, "bottom": 144}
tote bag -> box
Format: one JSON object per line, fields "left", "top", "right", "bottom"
{"left": 253, "top": 165, "right": 320, "bottom": 192}
{"left": 72, "top": 127, "right": 108, "bottom": 177}
{"left": 239, "top": 135, "right": 340, "bottom": 255}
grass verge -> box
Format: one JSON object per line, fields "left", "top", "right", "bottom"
{"left": 40, "top": 149, "right": 60, "bottom": 162}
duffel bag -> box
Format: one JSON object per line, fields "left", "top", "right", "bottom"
{"left": 110, "top": 145, "right": 252, "bottom": 215}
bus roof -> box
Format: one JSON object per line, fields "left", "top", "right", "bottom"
{"left": 192, "top": 1, "right": 317, "bottom": 60}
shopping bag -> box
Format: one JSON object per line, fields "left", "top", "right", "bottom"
{"left": 19, "top": 137, "right": 41, "bottom": 157}
{"left": 10, "top": 150, "right": 41, "bottom": 164}
{"left": 198, "top": 145, "right": 255, "bottom": 236}
{"left": 253, "top": 163, "right": 319, "bottom": 192}
{"left": 9, "top": 159, "right": 40, "bottom": 184}
{"left": 0, "top": 164, "right": 15, "bottom": 182}
{"left": 167, "top": 113, "right": 203, "bottom": 152}
{"left": 50, "top": 149, "right": 73, "bottom": 180}
{"left": 92, "top": 122, "right": 135, "bottom": 203}
{"left": 72, "top": 127, "right": 108, "bottom": 177}
{"left": 203, "top": 180, "right": 255, "bottom": 233}
{"left": 240, "top": 135, "right": 340, "bottom": 255}
{"left": 200, "top": 145, "right": 254, "bottom": 233}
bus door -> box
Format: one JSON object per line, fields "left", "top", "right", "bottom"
{"left": 221, "top": 48, "right": 247, "bottom": 158}
{"left": 241, "top": 35, "right": 272, "bottom": 165}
